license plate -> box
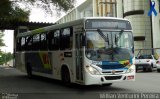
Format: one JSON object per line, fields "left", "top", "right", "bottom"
{"left": 137, "top": 66, "right": 143, "bottom": 69}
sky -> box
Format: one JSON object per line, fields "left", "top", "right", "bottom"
{"left": 1, "top": 0, "right": 85, "bottom": 53}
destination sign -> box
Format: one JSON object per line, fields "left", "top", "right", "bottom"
{"left": 85, "top": 19, "right": 132, "bottom": 30}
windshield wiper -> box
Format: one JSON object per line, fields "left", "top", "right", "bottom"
{"left": 115, "top": 29, "right": 124, "bottom": 46}
{"left": 97, "top": 29, "right": 109, "bottom": 44}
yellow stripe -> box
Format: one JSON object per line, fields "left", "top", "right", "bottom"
{"left": 32, "top": 28, "right": 45, "bottom": 35}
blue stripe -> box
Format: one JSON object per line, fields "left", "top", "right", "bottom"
{"left": 101, "top": 61, "right": 126, "bottom": 69}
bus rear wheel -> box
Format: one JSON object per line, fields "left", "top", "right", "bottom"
{"left": 61, "top": 67, "right": 71, "bottom": 86}
{"left": 26, "top": 63, "right": 32, "bottom": 78}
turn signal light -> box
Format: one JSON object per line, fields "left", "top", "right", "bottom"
{"left": 124, "top": 61, "right": 130, "bottom": 66}
{"left": 127, "top": 75, "right": 134, "bottom": 80}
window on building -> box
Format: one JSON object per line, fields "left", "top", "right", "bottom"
{"left": 96, "top": 0, "right": 117, "bottom": 17}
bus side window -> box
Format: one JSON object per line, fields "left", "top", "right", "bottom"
{"left": 53, "top": 30, "right": 60, "bottom": 50}
{"left": 21, "top": 37, "right": 26, "bottom": 51}
{"left": 33, "top": 34, "right": 40, "bottom": 51}
{"left": 16, "top": 38, "right": 21, "bottom": 51}
{"left": 60, "top": 27, "right": 73, "bottom": 50}
{"left": 40, "top": 33, "right": 47, "bottom": 51}
{"left": 48, "top": 31, "right": 54, "bottom": 50}
{"left": 25, "top": 36, "right": 33, "bottom": 51}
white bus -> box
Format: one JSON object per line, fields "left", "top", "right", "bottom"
{"left": 15, "top": 17, "right": 135, "bottom": 86}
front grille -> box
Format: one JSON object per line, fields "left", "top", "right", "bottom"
{"left": 135, "top": 64, "right": 150, "bottom": 66}
{"left": 102, "top": 70, "right": 124, "bottom": 74}
{"left": 100, "top": 64, "right": 125, "bottom": 69}
{"left": 104, "top": 76, "right": 122, "bottom": 80}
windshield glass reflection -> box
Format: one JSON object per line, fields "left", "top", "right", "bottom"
{"left": 85, "top": 31, "right": 134, "bottom": 61}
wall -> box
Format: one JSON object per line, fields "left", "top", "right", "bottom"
{"left": 123, "top": 0, "right": 152, "bottom": 52}
{"left": 152, "top": 0, "right": 160, "bottom": 48}
{"left": 56, "top": 0, "right": 117, "bottom": 24}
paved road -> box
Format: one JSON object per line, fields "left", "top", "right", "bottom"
{"left": 0, "top": 66, "right": 160, "bottom": 99}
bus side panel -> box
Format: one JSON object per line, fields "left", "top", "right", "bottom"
{"left": 25, "top": 52, "right": 52, "bottom": 74}
{"left": 50, "top": 51, "right": 61, "bottom": 80}
{"left": 59, "top": 50, "right": 74, "bottom": 82}
{"left": 15, "top": 52, "right": 26, "bottom": 72}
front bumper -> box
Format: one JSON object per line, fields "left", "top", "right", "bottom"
{"left": 135, "top": 63, "right": 151, "bottom": 70}
{"left": 84, "top": 71, "right": 135, "bottom": 85}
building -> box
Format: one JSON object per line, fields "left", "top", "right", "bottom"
{"left": 119, "top": 0, "right": 160, "bottom": 55}
{"left": 151, "top": 0, "right": 160, "bottom": 49}
{"left": 57, "top": 0, "right": 118, "bottom": 23}
{"left": 56, "top": 0, "right": 160, "bottom": 55}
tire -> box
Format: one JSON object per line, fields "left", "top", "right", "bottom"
{"left": 61, "top": 67, "right": 71, "bottom": 86}
{"left": 26, "top": 63, "right": 32, "bottom": 78}
{"left": 148, "top": 65, "right": 153, "bottom": 72}
{"left": 136, "top": 69, "right": 138, "bottom": 72}
{"left": 143, "top": 68, "right": 147, "bottom": 72}
{"left": 157, "top": 69, "right": 160, "bottom": 72}
{"left": 103, "top": 83, "right": 112, "bottom": 86}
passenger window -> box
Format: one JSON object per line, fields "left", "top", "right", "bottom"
{"left": 40, "top": 33, "right": 47, "bottom": 50}
{"left": 60, "top": 27, "right": 73, "bottom": 50}
{"left": 16, "top": 38, "right": 21, "bottom": 51}
{"left": 48, "top": 31, "right": 54, "bottom": 50}
{"left": 53, "top": 30, "right": 60, "bottom": 50}
{"left": 25, "top": 36, "right": 33, "bottom": 51}
{"left": 33, "top": 34, "right": 40, "bottom": 51}
{"left": 21, "top": 37, "right": 25, "bottom": 51}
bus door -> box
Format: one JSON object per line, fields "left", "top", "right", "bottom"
{"left": 75, "top": 33, "right": 83, "bottom": 81}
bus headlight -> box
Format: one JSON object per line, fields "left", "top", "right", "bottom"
{"left": 86, "top": 66, "right": 100, "bottom": 75}
{"left": 126, "top": 68, "right": 134, "bottom": 73}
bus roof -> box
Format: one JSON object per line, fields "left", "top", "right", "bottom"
{"left": 82, "top": 17, "right": 129, "bottom": 21}
{"left": 17, "top": 17, "right": 130, "bottom": 38}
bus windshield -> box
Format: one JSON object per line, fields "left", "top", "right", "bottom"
{"left": 85, "top": 30, "right": 134, "bottom": 61}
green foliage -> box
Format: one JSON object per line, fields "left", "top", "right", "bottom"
{"left": 0, "top": 0, "right": 30, "bottom": 21}
{"left": 0, "top": 32, "right": 5, "bottom": 47}
{"left": 17, "top": 0, "right": 75, "bottom": 13}
{"left": 0, "top": 0, "right": 75, "bottom": 21}
{"left": 0, "top": 52, "right": 13, "bottom": 65}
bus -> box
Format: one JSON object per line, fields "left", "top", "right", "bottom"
{"left": 15, "top": 17, "right": 135, "bottom": 86}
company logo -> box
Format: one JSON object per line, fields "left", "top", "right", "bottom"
{"left": 148, "top": 0, "right": 157, "bottom": 16}
{"left": 111, "top": 70, "right": 116, "bottom": 74}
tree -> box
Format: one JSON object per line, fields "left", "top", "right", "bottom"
{"left": 0, "top": 32, "right": 5, "bottom": 47}
{"left": 0, "top": 31, "right": 5, "bottom": 60}
{"left": 0, "top": 52, "right": 13, "bottom": 65}
{"left": 13, "top": 0, "right": 75, "bottom": 14}
{"left": 0, "top": 0, "right": 30, "bottom": 21}
{"left": 0, "top": 0, "right": 75, "bottom": 20}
